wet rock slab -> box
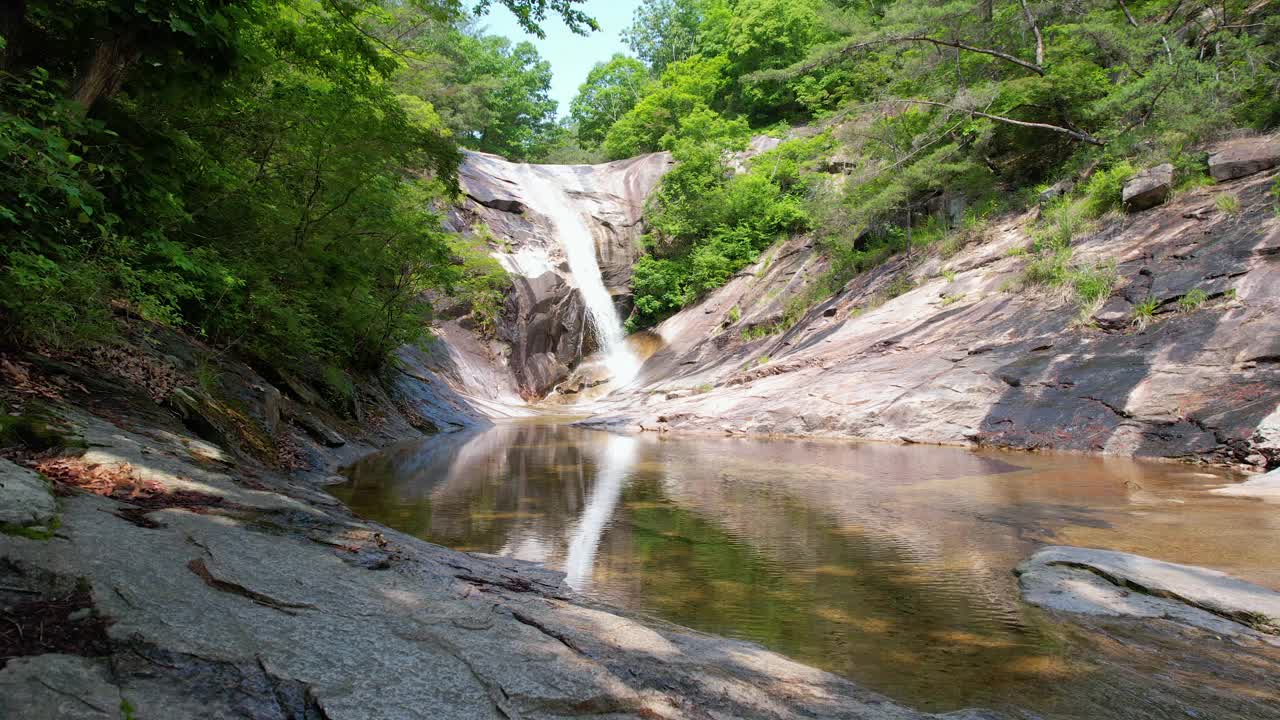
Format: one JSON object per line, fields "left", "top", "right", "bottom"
{"left": 1017, "top": 546, "right": 1280, "bottom": 641}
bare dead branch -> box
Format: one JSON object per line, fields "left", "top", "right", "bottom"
{"left": 759, "top": 34, "right": 1044, "bottom": 82}
{"left": 1018, "top": 0, "right": 1045, "bottom": 66}
{"left": 1118, "top": 0, "right": 1140, "bottom": 28}
{"left": 899, "top": 100, "right": 1106, "bottom": 146}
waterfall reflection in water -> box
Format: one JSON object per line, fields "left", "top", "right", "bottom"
{"left": 565, "top": 433, "right": 637, "bottom": 591}
{"left": 331, "top": 422, "right": 1277, "bottom": 713}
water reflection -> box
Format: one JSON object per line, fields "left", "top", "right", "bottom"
{"left": 331, "top": 423, "right": 1275, "bottom": 713}
{"left": 565, "top": 433, "right": 637, "bottom": 590}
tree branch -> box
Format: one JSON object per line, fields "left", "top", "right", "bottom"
{"left": 1117, "top": 0, "right": 1140, "bottom": 28}
{"left": 899, "top": 100, "right": 1105, "bottom": 145}
{"left": 760, "top": 34, "right": 1044, "bottom": 81}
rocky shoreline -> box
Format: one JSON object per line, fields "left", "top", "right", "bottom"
{"left": 1, "top": 376, "right": 1013, "bottom": 720}
{"left": 4, "top": 333, "right": 1280, "bottom": 718}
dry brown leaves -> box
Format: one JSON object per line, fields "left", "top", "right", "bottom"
{"left": 274, "top": 431, "right": 305, "bottom": 471}
{"left": 29, "top": 456, "right": 236, "bottom": 528}
{"left": 0, "top": 356, "right": 78, "bottom": 401}
{"left": 32, "top": 457, "right": 165, "bottom": 499}
{"left": 87, "top": 344, "right": 183, "bottom": 402}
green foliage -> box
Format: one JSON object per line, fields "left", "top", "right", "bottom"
{"left": 726, "top": 305, "right": 741, "bottom": 324}
{"left": 1081, "top": 162, "right": 1136, "bottom": 217}
{"left": 1178, "top": 288, "right": 1209, "bottom": 312}
{"left": 623, "top": 0, "right": 706, "bottom": 74}
{"left": 1071, "top": 263, "right": 1118, "bottom": 310}
{"left": 627, "top": 134, "right": 823, "bottom": 328}
{"left": 604, "top": 54, "right": 740, "bottom": 158}
{"left": 570, "top": 55, "right": 652, "bottom": 147}
{"left": 1131, "top": 296, "right": 1160, "bottom": 329}
{"left": 0, "top": 0, "right": 591, "bottom": 375}
{"left": 450, "top": 231, "right": 512, "bottom": 337}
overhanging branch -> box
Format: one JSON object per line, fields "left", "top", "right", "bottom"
{"left": 757, "top": 34, "right": 1044, "bottom": 82}
{"left": 899, "top": 100, "right": 1105, "bottom": 146}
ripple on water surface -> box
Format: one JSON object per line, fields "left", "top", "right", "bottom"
{"left": 329, "top": 423, "right": 1278, "bottom": 714}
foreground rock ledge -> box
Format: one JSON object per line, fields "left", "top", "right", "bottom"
{"left": 1017, "top": 546, "right": 1280, "bottom": 643}
{"left": 0, "top": 409, "right": 997, "bottom": 720}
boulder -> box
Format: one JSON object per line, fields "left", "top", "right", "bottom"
{"left": 1038, "top": 179, "right": 1075, "bottom": 205}
{"left": 1091, "top": 296, "right": 1133, "bottom": 330}
{"left": 1208, "top": 137, "right": 1280, "bottom": 182}
{"left": 1017, "top": 546, "right": 1280, "bottom": 638}
{"left": 926, "top": 192, "right": 968, "bottom": 225}
{"left": 1122, "top": 164, "right": 1174, "bottom": 211}
{"left": 0, "top": 458, "right": 56, "bottom": 530}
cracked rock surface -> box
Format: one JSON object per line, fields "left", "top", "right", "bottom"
{"left": 0, "top": 401, "right": 998, "bottom": 720}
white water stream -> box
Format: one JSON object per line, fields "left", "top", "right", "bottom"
{"left": 515, "top": 164, "right": 641, "bottom": 386}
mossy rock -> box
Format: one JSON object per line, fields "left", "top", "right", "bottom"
{"left": 0, "top": 413, "right": 85, "bottom": 451}
{"left": 168, "top": 387, "right": 278, "bottom": 466}
{"left": 0, "top": 516, "right": 60, "bottom": 541}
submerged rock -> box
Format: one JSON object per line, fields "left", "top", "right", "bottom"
{"left": 1212, "top": 467, "right": 1280, "bottom": 500}
{"left": 1017, "top": 546, "right": 1280, "bottom": 640}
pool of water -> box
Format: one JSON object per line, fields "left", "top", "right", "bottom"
{"left": 329, "top": 422, "right": 1279, "bottom": 713}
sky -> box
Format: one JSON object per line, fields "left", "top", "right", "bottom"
{"left": 479, "top": 0, "right": 643, "bottom": 117}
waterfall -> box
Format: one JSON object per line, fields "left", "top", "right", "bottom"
{"left": 516, "top": 164, "right": 641, "bottom": 386}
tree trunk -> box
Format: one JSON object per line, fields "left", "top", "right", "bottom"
{"left": 979, "top": 0, "right": 993, "bottom": 23}
{"left": 71, "top": 32, "right": 140, "bottom": 110}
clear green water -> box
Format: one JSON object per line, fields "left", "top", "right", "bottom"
{"left": 329, "top": 422, "right": 1279, "bottom": 713}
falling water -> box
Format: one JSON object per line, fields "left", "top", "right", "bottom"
{"left": 516, "top": 164, "right": 641, "bottom": 386}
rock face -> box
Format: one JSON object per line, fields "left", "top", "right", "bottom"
{"left": 1209, "top": 136, "right": 1280, "bottom": 181}
{"left": 451, "top": 151, "right": 673, "bottom": 396}
{"left": 1017, "top": 546, "right": 1280, "bottom": 641}
{"left": 1122, "top": 163, "right": 1174, "bottom": 211}
{"left": 0, "top": 458, "right": 56, "bottom": 530}
{"left": 581, "top": 162, "right": 1280, "bottom": 466}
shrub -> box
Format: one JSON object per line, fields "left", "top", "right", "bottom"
{"left": 1082, "top": 162, "right": 1136, "bottom": 217}
{"left": 1131, "top": 296, "right": 1160, "bottom": 328}
{"left": 1178, "top": 288, "right": 1209, "bottom": 312}
{"left": 1214, "top": 194, "right": 1242, "bottom": 216}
